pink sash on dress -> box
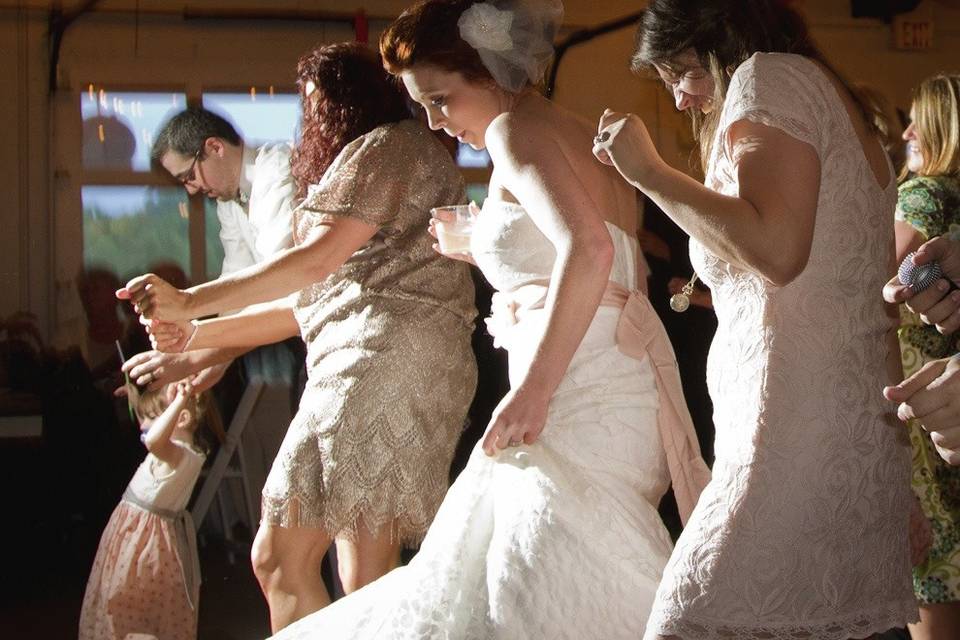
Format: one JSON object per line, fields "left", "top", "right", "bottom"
{"left": 487, "top": 282, "right": 711, "bottom": 525}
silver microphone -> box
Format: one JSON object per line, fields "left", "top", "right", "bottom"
{"left": 898, "top": 251, "right": 944, "bottom": 292}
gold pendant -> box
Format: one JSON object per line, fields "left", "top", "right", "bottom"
{"left": 669, "top": 292, "right": 690, "bottom": 312}
{"left": 670, "top": 273, "right": 699, "bottom": 313}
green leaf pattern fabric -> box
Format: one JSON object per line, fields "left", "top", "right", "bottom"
{"left": 897, "top": 174, "right": 960, "bottom": 604}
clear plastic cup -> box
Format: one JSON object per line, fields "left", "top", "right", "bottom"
{"left": 431, "top": 204, "right": 475, "bottom": 255}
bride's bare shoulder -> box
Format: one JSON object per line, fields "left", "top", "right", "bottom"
{"left": 487, "top": 109, "right": 555, "bottom": 166}
{"left": 486, "top": 98, "right": 589, "bottom": 166}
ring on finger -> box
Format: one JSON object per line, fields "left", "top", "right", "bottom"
{"left": 508, "top": 439, "right": 522, "bottom": 447}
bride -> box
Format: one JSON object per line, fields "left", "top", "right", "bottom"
{"left": 274, "top": 0, "right": 709, "bottom": 636}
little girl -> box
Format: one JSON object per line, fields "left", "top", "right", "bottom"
{"left": 79, "top": 378, "right": 215, "bottom": 640}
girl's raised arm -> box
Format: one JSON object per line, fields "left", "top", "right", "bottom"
{"left": 141, "top": 381, "right": 194, "bottom": 466}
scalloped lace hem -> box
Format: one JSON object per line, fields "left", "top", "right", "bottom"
{"left": 260, "top": 494, "right": 432, "bottom": 547}
{"left": 649, "top": 601, "right": 918, "bottom": 640}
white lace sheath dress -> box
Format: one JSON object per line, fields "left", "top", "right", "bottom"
{"left": 645, "top": 52, "right": 917, "bottom": 640}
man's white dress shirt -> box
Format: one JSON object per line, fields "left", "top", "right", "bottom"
{"left": 216, "top": 142, "right": 296, "bottom": 275}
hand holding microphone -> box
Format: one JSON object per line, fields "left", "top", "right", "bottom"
{"left": 885, "top": 236, "right": 960, "bottom": 335}
{"left": 884, "top": 237, "right": 960, "bottom": 468}
{"left": 897, "top": 251, "right": 945, "bottom": 293}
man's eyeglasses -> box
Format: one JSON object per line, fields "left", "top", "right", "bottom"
{"left": 175, "top": 147, "right": 203, "bottom": 185}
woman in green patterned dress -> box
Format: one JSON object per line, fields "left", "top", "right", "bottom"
{"left": 895, "top": 73, "right": 960, "bottom": 640}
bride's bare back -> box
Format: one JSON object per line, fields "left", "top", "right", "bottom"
{"left": 486, "top": 92, "right": 639, "bottom": 238}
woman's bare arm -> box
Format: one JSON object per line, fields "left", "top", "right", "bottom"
{"left": 597, "top": 113, "right": 819, "bottom": 287}
{"left": 120, "top": 215, "right": 378, "bottom": 321}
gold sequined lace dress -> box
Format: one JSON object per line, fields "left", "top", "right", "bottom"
{"left": 260, "top": 119, "right": 478, "bottom": 545}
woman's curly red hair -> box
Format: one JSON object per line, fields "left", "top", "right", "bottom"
{"left": 291, "top": 42, "right": 411, "bottom": 198}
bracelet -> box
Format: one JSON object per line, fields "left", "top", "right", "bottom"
{"left": 181, "top": 322, "right": 200, "bottom": 352}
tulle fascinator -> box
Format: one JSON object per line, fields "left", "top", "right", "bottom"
{"left": 457, "top": 0, "right": 564, "bottom": 92}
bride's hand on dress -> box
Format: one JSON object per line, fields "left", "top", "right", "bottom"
{"left": 481, "top": 386, "right": 550, "bottom": 456}
{"left": 592, "top": 109, "right": 668, "bottom": 190}
{"left": 428, "top": 203, "right": 478, "bottom": 265}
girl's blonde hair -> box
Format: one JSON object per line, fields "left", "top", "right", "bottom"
{"left": 903, "top": 74, "right": 960, "bottom": 181}
{"left": 127, "top": 382, "right": 225, "bottom": 453}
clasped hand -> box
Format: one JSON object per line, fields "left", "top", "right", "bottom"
{"left": 116, "top": 273, "right": 194, "bottom": 322}
{"left": 592, "top": 108, "right": 666, "bottom": 188}
{"left": 116, "top": 273, "right": 196, "bottom": 353}
{"left": 118, "top": 349, "right": 221, "bottom": 393}
{"left": 136, "top": 315, "right": 196, "bottom": 353}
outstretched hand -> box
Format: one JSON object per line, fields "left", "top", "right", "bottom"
{"left": 139, "top": 314, "right": 197, "bottom": 353}
{"left": 116, "top": 273, "right": 193, "bottom": 321}
{"left": 885, "top": 355, "right": 960, "bottom": 466}
{"left": 120, "top": 349, "right": 214, "bottom": 391}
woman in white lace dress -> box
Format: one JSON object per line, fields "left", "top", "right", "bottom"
{"left": 268, "top": 0, "right": 710, "bottom": 638}
{"left": 594, "top": 1, "right": 916, "bottom": 638}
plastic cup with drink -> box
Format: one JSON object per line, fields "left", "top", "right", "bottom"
{"left": 431, "top": 203, "right": 478, "bottom": 256}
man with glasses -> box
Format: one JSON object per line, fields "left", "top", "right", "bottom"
{"left": 153, "top": 106, "right": 295, "bottom": 277}
{"left": 120, "top": 106, "right": 300, "bottom": 528}
{"left": 121, "top": 107, "right": 297, "bottom": 393}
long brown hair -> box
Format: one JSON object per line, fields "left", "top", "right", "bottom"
{"left": 632, "top": 0, "right": 874, "bottom": 169}
{"left": 291, "top": 42, "right": 411, "bottom": 198}
{"left": 903, "top": 74, "right": 960, "bottom": 181}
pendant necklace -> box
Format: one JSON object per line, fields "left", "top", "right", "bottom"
{"left": 670, "top": 273, "right": 699, "bottom": 313}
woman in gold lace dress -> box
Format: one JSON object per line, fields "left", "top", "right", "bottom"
{"left": 117, "top": 43, "right": 477, "bottom": 632}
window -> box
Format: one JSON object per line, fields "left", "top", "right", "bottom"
{"left": 80, "top": 86, "right": 300, "bottom": 284}
{"left": 456, "top": 143, "right": 491, "bottom": 169}
{"left": 203, "top": 91, "right": 300, "bottom": 148}
{"left": 81, "top": 89, "right": 187, "bottom": 172}
{"left": 79, "top": 87, "right": 496, "bottom": 284}
{"left": 81, "top": 89, "right": 189, "bottom": 281}
{"left": 82, "top": 186, "right": 191, "bottom": 280}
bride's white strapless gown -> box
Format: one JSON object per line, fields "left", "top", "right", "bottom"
{"left": 271, "top": 200, "right": 681, "bottom": 639}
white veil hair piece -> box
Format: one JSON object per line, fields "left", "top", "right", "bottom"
{"left": 458, "top": 0, "right": 564, "bottom": 92}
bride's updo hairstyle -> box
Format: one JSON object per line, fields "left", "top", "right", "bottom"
{"left": 380, "top": 0, "right": 495, "bottom": 84}
{"left": 381, "top": 0, "right": 562, "bottom": 93}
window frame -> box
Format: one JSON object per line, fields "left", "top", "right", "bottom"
{"left": 76, "top": 82, "right": 299, "bottom": 286}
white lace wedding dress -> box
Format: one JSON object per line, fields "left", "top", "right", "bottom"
{"left": 271, "top": 200, "right": 678, "bottom": 639}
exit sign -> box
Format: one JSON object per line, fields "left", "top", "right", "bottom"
{"left": 894, "top": 16, "right": 934, "bottom": 49}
